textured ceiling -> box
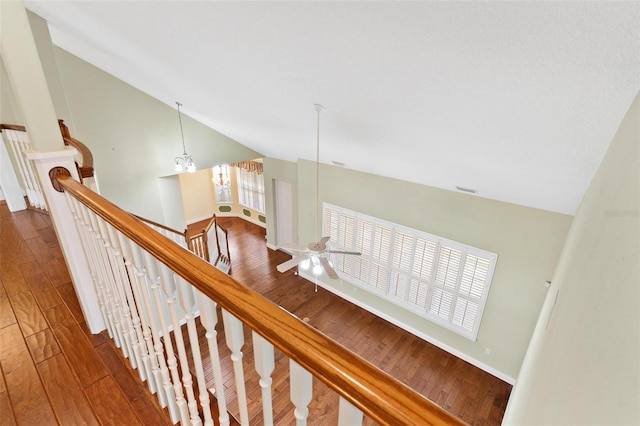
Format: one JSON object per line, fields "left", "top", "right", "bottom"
{"left": 24, "top": 1, "right": 640, "bottom": 215}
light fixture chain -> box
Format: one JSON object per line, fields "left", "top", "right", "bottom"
{"left": 314, "top": 104, "right": 323, "bottom": 245}
{"left": 176, "top": 101, "right": 187, "bottom": 155}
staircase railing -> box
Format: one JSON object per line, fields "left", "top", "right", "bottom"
{"left": 1, "top": 121, "right": 95, "bottom": 210}
{"left": 58, "top": 119, "right": 94, "bottom": 179}
{"left": 55, "top": 173, "right": 463, "bottom": 426}
{"left": 187, "top": 214, "right": 232, "bottom": 273}
{"left": 134, "top": 213, "right": 232, "bottom": 273}
{"left": 132, "top": 214, "right": 189, "bottom": 248}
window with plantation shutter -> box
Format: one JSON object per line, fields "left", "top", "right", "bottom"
{"left": 323, "top": 203, "right": 497, "bottom": 340}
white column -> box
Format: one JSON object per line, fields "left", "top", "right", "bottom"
{"left": 26, "top": 147, "right": 105, "bottom": 332}
{"left": 2, "top": 0, "right": 105, "bottom": 335}
{"left": 0, "top": 1, "right": 64, "bottom": 152}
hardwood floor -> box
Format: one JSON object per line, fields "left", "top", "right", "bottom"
{"left": 0, "top": 202, "right": 172, "bottom": 426}
{"left": 0, "top": 202, "right": 510, "bottom": 425}
{"left": 191, "top": 217, "right": 512, "bottom": 425}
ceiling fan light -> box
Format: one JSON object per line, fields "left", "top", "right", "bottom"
{"left": 300, "top": 259, "right": 310, "bottom": 270}
{"left": 313, "top": 264, "right": 322, "bottom": 275}
{"left": 175, "top": 159, "right": 184, "bottom": 172}
{"left": 186, "top": 159, "right": 196, "bottom": 173}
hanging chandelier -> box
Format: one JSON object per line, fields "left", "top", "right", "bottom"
{"left": 174, "top": 101, "right": 196, "bottom": 173}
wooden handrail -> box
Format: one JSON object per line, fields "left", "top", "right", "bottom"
{"left": 1, "top": 121, "right": 94, "bottom": 178}
{"left": 132, "top": 213, "right": 188, "bottom": 240}
{"left": 58, "top": 120, "right": 94, "bottom": 178}
{"left": 0, "top": 124, "right": 26, "bottom": 132}
{"left": 56, "top": 174, "right": 464, "bottom": 425}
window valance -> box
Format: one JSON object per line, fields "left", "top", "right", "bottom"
{"left": 231, "top": 161, "right": 263, "bottom": 175}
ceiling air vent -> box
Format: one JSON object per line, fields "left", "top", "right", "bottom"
{"left": 455, "top": 186, "right": 477, "bottom": 194}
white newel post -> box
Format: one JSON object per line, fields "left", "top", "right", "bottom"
{"left": 26, "top": 147, "right": 105, "bottom": 333}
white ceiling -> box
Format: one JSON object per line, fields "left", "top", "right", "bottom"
{"left": 24, "top": 1, "right": 640, "bottom": 215}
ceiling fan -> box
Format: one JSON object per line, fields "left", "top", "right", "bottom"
{"left": 276, "top": 104, "right": 361, "bottom": 279}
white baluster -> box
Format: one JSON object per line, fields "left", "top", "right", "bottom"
{"left": 5, "top": 130, "right": 43, "bottom": 209}
{"left": 142, "top": 252, "right": 182, "bottom": 418}
{"left": 128, "top": 243, "right": 160, "bottom": 395}
{"left": 222, "top": 309, "right": 250, "bottom": 426}
{"left": 97, "top": 219, "right": 132, "bottom": 361}
{"left": 165, "top": 274, "right": 201, "bottom": 426}
{"left": 78, "top": 203, "right": 118, "bottom": 344}
{"left": 196, "top": 290, "right": 230, "bottom": 426}
{"left": 176, "top": 277, "right": 213, "bottom": 426}
{"left": 116, "top": 230, "right": 150, "bottom": 383}
{"left": 131, "top": 249, "right": 170, "bottom": 409}
{"left": 87, "top": 211, "right": 124, "bottom": 349}
{"left": 158, "top": 265, "right": 191, "bottom": 425}
{"left": 252, "top": 332, "right": 275, "bottom": 426}
{"left": 289, "top": 360, "right": 312, "bottom": 426}
{"left": 338, "top": 397, "right": 363, "bottom": 426}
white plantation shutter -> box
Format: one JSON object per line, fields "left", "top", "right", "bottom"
{"left": 406, "top": 238, "right": 436, "bottom": 309}
{"left": 324, "top": 209, "right": 339, "bottom": 239}
{"left": 352, "top": 219, "right": 373, "bottom": 282}
{"left": 322, "top": 203, "right": 497, "bottom": 340}
{"left": 451, "top": 254, "right": 490, "bottom": 332}
{"left": 389, "top": 231, "right": 413, "bottom": 299}
{"left": 325, "top": 209, "right": 354, "bottom": 273}
{"left": 435, "top": 246, "right": 463, "bottom": 290}
{"left": 370, "top": 225, "right": 391, "bottom": 292}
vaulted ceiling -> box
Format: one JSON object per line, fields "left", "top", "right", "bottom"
{"left": 24, "top": 1, "right": 640, "bottom": 215}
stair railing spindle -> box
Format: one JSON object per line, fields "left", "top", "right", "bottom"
{"left": 115, "top": 230, "right": 151, "bottom": 383}
{"left": 163, "top": 273, "right": 202, "bottom": 426}
{"left": 290, "top": 360, "right": 313, "bottom": 426}
{"left": 221, "top": 309, "right": 250, "bottom": 426}
{"left": 127, "top": 242, "right": 162, "bottom": 396}
{"left": 175, "top": 276, "right": 213, "bottom": 426}
{"left": 252, "top": 331, "right": 275, "bottom": 426}
{"left": 158, "top": 263, "right": 192, "bottom": 425}
{"left": 195, "top": 290, "right": 231, "bottom": 426}
{"left": 338, "top": 397, "right": 364, "bottom": 426}
{"left": 142, "top": 252, "right": 181, "bottom": 420}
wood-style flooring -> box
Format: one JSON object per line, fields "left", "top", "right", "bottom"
{"left": 0, "top": 202, "right": 510, "bottom": 425}
{"left": 0, "top": 202, "right": 172, "bottom": 426}
{"left": 190, "top": 217, "right": 511, "bottom": 425}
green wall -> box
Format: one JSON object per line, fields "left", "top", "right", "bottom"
{"left": 267, "top": 159, "right": 572, "bottom": 381}
{"left": 51, "top": 47, "right": 261, "bottom": 227}
{"left": 504, "top": 93, "right": 639, "bottom": 424}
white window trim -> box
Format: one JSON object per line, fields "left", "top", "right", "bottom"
{"left": 212, "top": 164, "right": 233, "bottom": 204}
{"left": 236, "top": 167, "right": 265, "bottom": 213}
{"left": 323, "top": 203, "right": 497, "bottom": 340}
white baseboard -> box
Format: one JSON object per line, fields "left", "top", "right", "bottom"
{"left": 266, "top": 242, "right": 279, "bottom": 251}
{"left": 298, "top": 271, "right": 515, "bottom": 385}
{"left": 187, "top": 212, "right": 266, "bottom": 229}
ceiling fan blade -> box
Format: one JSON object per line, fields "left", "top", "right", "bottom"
{"left": 327, "top": 250, "right": 361, "bottom": 255}
{"left": 281, "top": 242, "right": 307, "bottom": 252}
{"left": 319, "top": 257, "right": 339, "bottom": 279}
{"left": 319, "top": 236, "right": 330, "bottom": 245}
{"left": 277, "top": 255, "right": 308, "bottom": 273}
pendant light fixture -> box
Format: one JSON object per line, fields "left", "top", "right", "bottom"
{"left": 174, "top": 101, "right": 196, "bottom": 173}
